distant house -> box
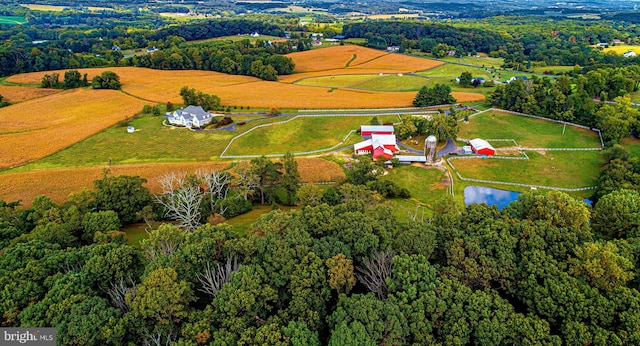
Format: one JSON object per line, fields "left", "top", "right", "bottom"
{"left": 334, "top": 35, "right": 346, "bottom": 40}
{"left": 166, "top": 105, "right": 215, "bottom": 128}
{"left": 446, "top": 50, "right": 457, "bottom": 56}
{"left": 507, "top": 76, "right": 528, "bottom": 83}
{"left": 469, "top": 138, "right": 495, "bottom": 156}
{"left": 127, "top": 126, "right": 135, "bottom": 133}
{"left": 360, "top": 125, "right": 394, "bottom": 137}
{"left": 623, "top": 51, "right": 637, "bottom": 58}
{"left": 456, "top": 76, "right": 485, "bottom": 84}
{"left": 613, "top": 39, "right": 622, "bottom": 44}
{"left": 284, "top": 32, "right": 291, "bottom": 39}
{"left": 311, "top": 33, "right": 323, "bottom": 39}
{"left": 146, "top": 46, "right": 158, "bottom": 53}
{"left": 596, "top": 42, "right": 609, "bottom": 48}
{"left": 354, "top": 134, "right": 400, "bottom": 160}
{"left": 111, "top": 45, "right": 121, "bottom": 51}
{"left": 251, "top": 32, "right": 260, "bottom": 37}
{"left": 394, "top": 155, "right": 427, "bottom": 164}
{"left": 386, "top": 46, "right": 400, "bottom": 52}
{"left": 312, "top": 40, "right": 322, "bottom": 46}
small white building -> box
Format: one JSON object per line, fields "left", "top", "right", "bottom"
{"left": 127, "top": 126, "right": 135, "bottom": 133}
{"left": 623, "top": 51, "right": 637, "bottom": 58}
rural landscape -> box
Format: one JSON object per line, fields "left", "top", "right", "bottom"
{"left": 2, "top": 0, "right": 640, "bottom": 345}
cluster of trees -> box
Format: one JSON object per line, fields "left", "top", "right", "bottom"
{"left": 127, "top": 40, "right": 296, "bottom": 81}
{"left": 342, "top": 22, "right": 507, "bottom": 54}
{"left": 40, "top": 69, "right": 88, "bottom": 89}
{"left": 3, "top": 172, "right": 640, "bottom": 344}
{"left": 0, "top": 93, "right": 9, "bottom": 108}
{"left": 396, "top": 110, "right": 459, "bottom": 141}
{"left": 179, "top": 86, "right": 221, "bottom": 112}
{"left": 489, "top": 68, "right": 640, "bottom": 145}
{"left": 90, "top": 71, "right": 121, "bottom": 90}
{"left": 413, "top": 83, "right": 457, "bottom": 107}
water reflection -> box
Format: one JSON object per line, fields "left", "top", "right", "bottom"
{"left": 464, "top": 186, "right": 520, "bottom": 210}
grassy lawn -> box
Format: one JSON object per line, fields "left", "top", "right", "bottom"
{"left": 450, "top": 150, "right": 603, "bottom": 189}
{"left": 350, "top": 75, "right": 432, "bottom": 91}
{"left": 530, "top": 66, "right": 576, "bottom": 74}
{"left": 622, "top": 137, "right": 640, "bottom": 158}
{"left": 17, "top": 113, "right": 292, "bottom": 169}
{"left": 226, "top": 115, "right": 399, "bottom": 156}
{"left": 417, "top": 63, "right": 493, "bottom": 79}
{"left": 440, "top": 56, "right": 504, "bottom": 68}
{"left": 295, "top": 74, "right": 378, "bottom": 88}
{"left": 381, "top": 165, "right": 448, "bottom": 205}
{"left": 186, "top": 35, "right": 285, "bottom": 45}
{"left": 0, "top": 16, "right": 26, "bottom": 25}
{"left": 458, "top": 111, "right": 602, "bottom": 148}
{"left": 225, "top": 205, "right": 299, "bottom": 234}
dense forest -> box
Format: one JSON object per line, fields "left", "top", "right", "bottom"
{"left": 3, "top": 156, "right": 640, "bottom": 344}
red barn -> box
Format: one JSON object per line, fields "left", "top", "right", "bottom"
{"left": 360, "top": 125, "right": 394, "bottom": 137}
{"left": 354, "top": 134, "right": 400, "bottom": 159}
{"left": 469, "top": 138, "right": 495, "bottom": 156}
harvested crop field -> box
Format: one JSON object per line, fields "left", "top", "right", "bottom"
{"left": 451, "top": 92, "right": 485, "bottom": 102}
{"left": 0, "top": 85, "right": 61, "bottom": 102}
{"left": 0, "top": 88, "right": 147, "bottom": 169}
{"left": 287, "top": 45, "right": 388, "bottom": 72}
{"left": 348, "top": 53, "right": 444, "bottom": 71}
{"left": 0, "top": 158, "right": 344, "bottom": 205}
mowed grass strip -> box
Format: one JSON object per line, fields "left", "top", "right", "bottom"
{"left": 350, "top": 75, "right": 432, "bottom": 91}
{"left": 458, "top": 110, "right": 601, "bottom": 148}
{"left": 0, "top": 16, "right": 26, "bottom": 25}
{"left": 417, "top": 63, "right": 493, "bottom": 79}
{"left": 0, "top": 158, "right": 344, "bottom": 205}
{"left": 451, "top": 150, "right": 603, "bottom": 188}
{"left": 0, "top": 89, "right": 147, "bottom": 169}
{"left": 0, "top": 85, "right": 62, "bottom": 103}
{"left": 287, "top": 45, "right": 388, "bottom": 72}
{"left": 295, "top": 74, "right": 378, "bottom": 88}
{"left": 226, "top": 115, "right": 399, "bottom": 156}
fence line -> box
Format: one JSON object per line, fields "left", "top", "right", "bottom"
{"left": 298, "top": 104, "right": 459, "bottom": 113}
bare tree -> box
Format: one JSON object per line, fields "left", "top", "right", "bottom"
{"left": 197, "top": 169, "right": 232, "bottom": 216}
{"left": 154, "top": 172, "right": 203, "bottom": 231}
{"left": 356, "top": 250, "right": 395, "bottom": 299}
{"left": 104, "top": 275, "right": 136, "bottom": 312}
{"left": 233, "top": 161, "right": 259, "bottom": 201}
{"left": 143, "top": 331, "right": 174, "bottom": 346}
{"left": 197, "top": 257, "right": 240, "bottom": 298}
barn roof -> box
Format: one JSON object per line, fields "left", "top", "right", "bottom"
{"left": 360, "top": 125, "right": 394, "bottom": 133}
{"left": 469, "top": 138, "right": 495, "bottom": 151}
{"left": 395, "top": 155, "right": 427, "bottom": 162}
{"left": 354, "top": 134, "right": 399, "bottom": 151}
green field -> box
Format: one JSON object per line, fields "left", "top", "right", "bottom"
{"left": 381, "top": 165, "right": 448, "bottom": 204}
{"left": 0, "top": 16, "right": 26, "bottom": 25}
{"left": 296, "top": 74, "right": 432, "bottom": 91}
{"left": 417, "top": 63, "right": 493, "bottom": 79}
{"left": 13, "top": 113, "right": 292, "bottom": 170}
{"left": 186, "top": 35, "right": 285, "bottom": 45}
{"left": 601, "top": 44, "right": 640, "bottom": 55}
{"left": 450, "top": 150, "right": 603, "bottom": 189}
{"left": 296, "top": 74, "right": 378, "bottom": 88}
{"left": 225, "top": 115, "right": 399, "bottom": 156}
{"left": 458, "top": 111, "right": 602, "bottom": 148}
{"left": 440, "top": 55, "right": 504, "bottom": 68}
{"left": 531, "top": 65, "right": 576, "bottom": 74}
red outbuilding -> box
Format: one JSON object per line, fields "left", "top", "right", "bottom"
{"left": 469, "top": 138, "right": 496, "bottom": 156}
{"left": 360, "top": 125, "right": 394, "bottom": 137}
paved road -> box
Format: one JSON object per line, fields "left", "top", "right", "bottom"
{"left": 437, "top": 139, "right": 460, "bottom": 156}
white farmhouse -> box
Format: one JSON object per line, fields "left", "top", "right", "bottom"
{"left": 166, "top": 105, "right": 215, "bottom": 128}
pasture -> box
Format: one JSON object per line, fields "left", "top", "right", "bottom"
{"left": 440, "top": 55, "right": 504, "bottom": 68}
{"left": 296, "top": 74, "right": 431, "bottom": 91}
{"left": 224, "top": 115, "right": 400, "bottom": 156}
{"left": 530, "top": 66, "right": 576, "bottom": 74}
{"left": 20, "top": 4, "right": 67, "bottom": 11}
{"left": 0, "top": 16, "right": 26, "bottom": 25}
{"left": 0, "top": 158, "right": 344, "bottom": 205}
{"left": 601, "top": 44, "right": 640, "bottom": 55}
{"left": 0, "top": 89, "right": 147, "bottom": 170}
{"left": 186, "top": 35, "right": 285, "bottom": 45}
{"left": 457, "top": 110, "right": 602, "bottom": 148}
{"left": 381, "top": 165, "right": 448, "bottom": 205}
{"left": 450, "top": 150, "right": 603, "bottom": 189}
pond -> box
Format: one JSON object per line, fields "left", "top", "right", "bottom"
{"left": 464, "top": 186, "right": 520, "bottom": 210}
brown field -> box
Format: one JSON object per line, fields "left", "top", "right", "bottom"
{"left": 0, "top": 89, "right": 147, "bottom": 169}
{"left": 451, "top": 92, "right": 486, "bottom": 102}
{"left": 0, "top": 85, "right": 61, "bottom": 103}
{"left": 348, "top": 53, "right": 444, "bottom": 71}
{"left": 0, "top": 158, "right": 344, "bottom": 205}
{"left": 287, "top": 45, "right": 388, "bottom": 72}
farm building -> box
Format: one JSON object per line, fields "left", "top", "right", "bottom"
{"left": 354, "top": 134, "right": 400, "bottom": 160}
{"left": 166, "top": 105, "right": 215, "bottom": 128}
{"left": 360, "top": 125, "right": 394, "bottom": 137}
{"left": 507, "top": 76, "right": 528, "bottom": 83}
{"left": 623, "top": 51, "right": 637, "bottom": 58}
{"left": 469, "top": 138, "right": 495, "bottom": 156}
{"left": 394, "top": 155, "right": 427, "bottom": 164}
